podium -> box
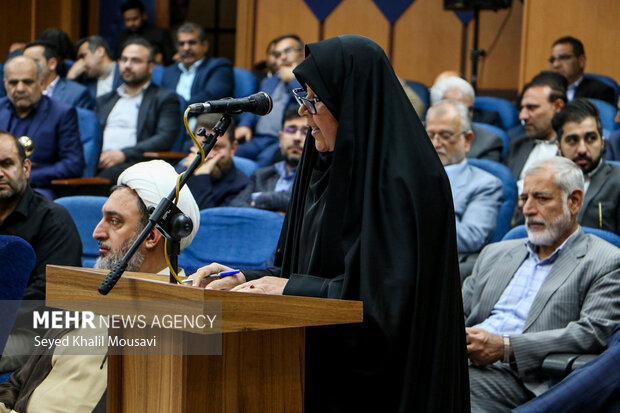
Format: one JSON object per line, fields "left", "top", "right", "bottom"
{"left": 46, "top": 265, "right": 363, "bottom": 413}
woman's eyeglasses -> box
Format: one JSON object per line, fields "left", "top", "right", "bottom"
{"left": 293, "top": 88, "right": 321, "bottom": 114}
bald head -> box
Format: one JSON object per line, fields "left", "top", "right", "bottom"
{"left": 3, "top": 56, "right": 43, "bottom": 117}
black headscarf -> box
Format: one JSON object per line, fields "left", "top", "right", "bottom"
{"left": 245, "top": 35, "right": 469, "bottom": 412}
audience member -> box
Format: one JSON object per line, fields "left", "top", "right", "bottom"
{"left": 23, "top": 40, "right": 92, "bottom": 109}
{"left": 504, "top": 72, "right": 567, "bottom": 192}
{"left": 463, "top": 157, "right": 620, "bottom": 412}
{"left": 549, "top": 36, "right": 616, "bottom": 105}
{"left": 234, "top": 34, "right": 304, "bottom": 167}
{"left": 37, "top": 28, "right": 75, "bottom": 77}
{"left": 253, "top": 37, "right": 279, "bottom": 83}
{"left": 95, "top": 38, "right": 180, "bottom": 182}
{"left": 115, "top": 0, "right": 175, "bottom": 65}
{"left": 68, "top": 36, "right": 122, "bottom": 100}
{"left": 230, "top": 107, "right": 305, "bottom": 212}
{"left": 0, "top": 131, "right": 81, "bottom": 372}
{"left": 0, "top": 55, "right": 84, "bottom": 195}
{"left": 161, "top": 22, "right": 233, "bottom": 106}
{"left": 426, "top": 100, "right": 502, "bottom": 280}
{"left": 0, "top": 159, "right": 199, "bottom": 413}
{"left": 605, "top": 100, "right": 620, "bottom": 160}
{"left": 553, "top": 98, "right": 620, "bottom": 234}
{"left": 177, "top": 113, "right": 248, "bottom": 209}
{"left": 398, "top": 77, "right": 426, "bottom": 117}
{"left": 430, "top": 76, "right": 504, "bottom": 161}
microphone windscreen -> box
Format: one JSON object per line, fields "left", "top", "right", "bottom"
{"left": 251, "top": 92, "right": 273, "bottom": 116}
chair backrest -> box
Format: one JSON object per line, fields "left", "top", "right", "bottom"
{"left": 468, "top": 159, "right": 518, "bottom": 242}
{"left": 474, "top": 96, "right": 520, "bottom": 130}
{"left": 55, "top": 196, "right": 107, "bottom": 268}
{"left": 404, "top": 80, "right": 430, "bottom": 110}
{"left": 233, "top": 67, "right": 258, "bottom": 98}
{"left": 76, "top": 107, "right": 103, "bottom": 177}
{"left": 472, "top": 121, "right": 510, "bottom": 160}
{"left": 233, "top": 156, "right": 259, "bottom": 177}
{"left": 502, "top": 225, "right": 527, "bottom": 241}
{"left": 588, "top": 98, "right": 618, "bottom": 132}
{"left": 0, "top": 235, "right": 36, "bottom": 354}
{"left": 584, "top": 73, "right": 620, "bottom": 106}
{"left": 502, "top": 225, "right": 620, "bottom": 249}
{"left": 607, "top": 160, "right": 620, "bottom": 168}
{"left": 179, "top": 207, "right": 284, "bottom": 272}
{"left": 151, "top": 64, "right": 164, "bottom": 86}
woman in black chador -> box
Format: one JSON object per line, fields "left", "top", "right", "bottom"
{"left": 193, "top": 35, "right": 470, "bottom": 412}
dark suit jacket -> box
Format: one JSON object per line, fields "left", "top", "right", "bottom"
{"left": 77, "top": 63, "right": 122, "bottom": 103}
{"left": 51, "top": 77, "right": 93, "bottom": 110}
{"left": 161, "top": 56, "right": 233, "bottom": 104}
{"left": 469, "top": 124, "right": 503, "bottom": 162}
{"left": 95, "top": 83, "right": 180, "bottom": 162}
{"left": 0, "top": 96, "right": 84, "bottom": 187}
{"left": 503, "top": 135, "right": 537, "bottom": 179}
{"left": 229, "top": 163, "right": 294, "bottom": 212}
{"left": 579, "top": 161, "right": 620, "bottom": 235}
{"left": 574, "top": 77, "right": 616, "bottom": 105}
{"left": 473, "top": 107, "right": 504, "bottom": 129}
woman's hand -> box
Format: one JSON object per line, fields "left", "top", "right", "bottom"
{"left": 188, "top": 263, "right": 246, "bottom": 289}
{"left": 230, "top": 276, "right": 288, "bottom": 295}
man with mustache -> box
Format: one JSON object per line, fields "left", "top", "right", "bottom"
{"left": 554, "top": 98, "right": 620, "bottom": 235}
{"left": 176, "top": 113, "right": 248, "bottom": 209}
{"left": 95, "top": 37, "right": 180, "bottom": 182}
{"left": 462, "top": 156, "right": 620, "bottom": 412}
{"left": 230, "top": 107, "right": 306, "bottom": 213}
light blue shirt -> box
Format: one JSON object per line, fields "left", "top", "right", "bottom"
{"left": 475, "top": 228, "right": 580, "bottom": 335}
{"left": 102, "top": 82, "right": 149, "bottom": 152}
{"left": 567, "top": 76, "right": 583, "bottom": 101}
{"left": 176, "top": 58, "right": 204, "bottom": 101}
{"left": 251, "top": 161, "right": 296, "bottom": 201}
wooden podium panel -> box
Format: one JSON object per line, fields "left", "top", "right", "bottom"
{"left": 46, "top": 266, "right": 363, "bottom": 413}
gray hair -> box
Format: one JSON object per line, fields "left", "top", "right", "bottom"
{"left": 525, "top": 157, "right": 584, "bottom": 198}
{"left": 4, "top": 55, "right": 43, "bottom": 80}
{"left": 177, "top": 22, "right": 207, "bottom": 42}
{"left": 427, "top": 100, "right": 472, "bottom": 133}
{"left": 430, "top": 76, "right": 475, "bottom": 106}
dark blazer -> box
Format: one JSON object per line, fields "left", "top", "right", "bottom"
{"left": 473, "top": 107, "right": 504, "bottom": 129}
{"left": 574, "top": 77, "right": 616, "bottom": 105}
{"left": 229, "top": 164, "right": 294, "bottom": 212}
{"left": 176, "top": 163, "right": 248, "bottom": 210}
{"left": 503, "top": 135, "right": 537, "bottom": 179}
{"left": 469, "top": 124, "right": 503, "bottom": 162}
{"left": 95, "top": 83, "right": 180, "bottom": 162}
{"left": 51, "top": 77, "right": 93, "bottom": 110}
{"left": 77, "top": 63, "right": 122, "bottom": 102}
{"left": 161, "top": 56, "right": 233, "bottom": 104}
{"left": 463, "top": 229, "right": 620, "bottom": 395}
{"left": 579, "top": 161, "right": 620, "bottom": 235}
{"left": 0, "top": 96, "right": 84, "bottom": 187}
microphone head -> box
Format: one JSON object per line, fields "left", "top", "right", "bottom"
{"left": 250, "top": 92, "right": 272, "bottom": 116}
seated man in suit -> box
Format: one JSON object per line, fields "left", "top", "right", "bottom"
{"left": 0, "top": 131, "right": 81, "bottom": 372}
{"left": 463, "top": 156, "right": 620, "bottom": 412}
{"left": 604, "top": 100, "right": 620, "bottom": 161}
{"left": 23, "top": 40, "right": 93, "bottom": 109}
{"left": 177, "top": 113, "right": 248, "bottom": 209}
{"left": 230, "top": 107, "right": 305, "bottom": 213}
{"left": 0, "top": 55, "right": 84, "bottom": 196}
{"left": 430, "top": 75, "right": 503, "bottom": 161}
{"left": 0, "top": 159, "right": 200, "bottom": 413}
{"left": 426, "top": 100, "right": 502, "bottom": 280}
{"left": 95, "top": 38, "right": 180, "bottom": 182}
{"left": 161, "top": 22, "right": 233, "bottom": 108}
{"left": 549, "top": 36, "right": 616, "bottom": 105}
{"left": 553, "top": 98, "right": 620, "bottom": 235}
{"left": 505, "top": 72, "right": 567, "bottom": 193}
{"left": 68, "top": 36, "right": 122, "bottom": 100}
{"left": 234, "top": 34, "right": 304, "bottom": 167}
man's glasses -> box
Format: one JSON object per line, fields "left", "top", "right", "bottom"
{"left": 548, "top": 54, "right": 575, "bottom": 64}
{"left": 426, "top": 131, "right": 464, "bottom": 142}
{"left": 270, "top": 47, "right": 301, "bottom": 59}
{"left": 282, "top": 125, "right": 309, "bottom": 134}
{"left": 293, "top": 88, "right": 321, "bottom": 114}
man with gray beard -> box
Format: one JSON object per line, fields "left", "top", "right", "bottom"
{"left": 461, "top": 157, "right": 620, "bottom": 412}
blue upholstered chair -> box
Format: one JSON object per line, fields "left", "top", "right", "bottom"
{"left": 55, "top": 196, "right": 107, "bottom": 268}
{"left": 0, "top": 235, "right": 36, "bottom": 361}
{"left": 468, "top": 159, "right": 518, "bottom": 242}
{"left": 75, "top": 107, "right": 103, "bottom": 177}
{"left": 503, "top": 225, "right": 620, "bottom": 248}
{"left": 179, "top": 207, "right": 284, "bottom": 272}
{"left": 474, "top": 96, "right": 520, "bottom": 130}
{"left": 233, "top": 156, "right": 259, "bottom": 177}
{"left": 588, "top": 98, "right": 618, "bottom": 132}
{"left": 404, "top": 80, "right": 430, "bottom": 110}
{"left": 151, "top": 64, "right": 164, "bottom": 86}
{"left": 607, "top": 160, "right": 620, "bottom": 168}
{"left": 233, "top": 67, "right": 258, "bottom": 98}
{"left": 584, "top": 73, "right": 619, "bottom": 105}
{"left": 472, "top": 121, "right": 510, "bottom": 160}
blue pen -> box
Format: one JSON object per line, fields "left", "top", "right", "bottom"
{"left": 181, "top": 270, "right": 240, "bottom": 284}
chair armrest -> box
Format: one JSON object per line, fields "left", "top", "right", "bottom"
{"left": 51, "top": 177, "right": 111, "bottom": 197}
{"left": 541, "top": 354, "right": 580, "bottom": 377}
{"left": 51, "top": 177, "right": 111, "bottom": 186}
{"left": 571, "top": 354, "right": 598, "bottom": 370}
{"left": 143, "top": 151, "right": 187, "bottom": 161}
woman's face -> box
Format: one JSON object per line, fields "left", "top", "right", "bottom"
{"left": 298, "top": 85, "right": 338, "bottom": 152}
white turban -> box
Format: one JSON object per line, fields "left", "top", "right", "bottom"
{"left": 117, "top": 160, "right": 200, "bottom": 250}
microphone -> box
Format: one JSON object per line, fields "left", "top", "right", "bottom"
{"left": 188, "top": 92, "right": 273, "bottom": 116}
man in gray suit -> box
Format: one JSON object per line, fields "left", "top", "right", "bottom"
{"left": 554, "top": 98, "right": 620, "bottom": 235}
{"left": 463, "top": 156, "right": 620, "bottom": 412}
